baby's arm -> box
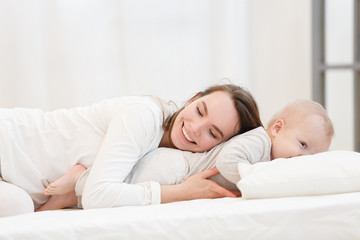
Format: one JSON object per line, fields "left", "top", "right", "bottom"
{"left": 215, "top": 127, "right": 271, "bottom": 184}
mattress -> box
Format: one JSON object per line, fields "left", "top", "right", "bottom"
{"left": 1, "top": 192, "right": 359, "bottom": 240}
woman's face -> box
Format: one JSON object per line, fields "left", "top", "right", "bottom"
{"left": 170, "top": 91, "right": 240, "bottom": 152}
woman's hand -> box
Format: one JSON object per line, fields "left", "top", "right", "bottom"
{"left": 161, "top": 167, "right": 240, "bottom": 203}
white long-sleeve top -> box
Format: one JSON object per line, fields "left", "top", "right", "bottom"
{"left": 0, "top": 96, "right": 176, "bottom": 209}
{"left": 75, "top": 127, "right": 271, "bottom": 204}
{"left": 126, "top": 126, "right": 271, "bottom": 187}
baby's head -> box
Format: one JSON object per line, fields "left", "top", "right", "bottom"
{"left": 266, "top": 99, "right": 334, "bottom": 160}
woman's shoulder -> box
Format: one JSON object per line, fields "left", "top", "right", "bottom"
{"left": 95, "top": 96, "right": 177, "bottom": 127}
{"left": 100, "top": 96, "right": 177, "bottom": 112}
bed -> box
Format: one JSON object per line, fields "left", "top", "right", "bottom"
{"left": 1, "top": 150, "right": 360, "bottom": 239}
{"left": 0, "top": 192, "right": 359, "bottom": 240}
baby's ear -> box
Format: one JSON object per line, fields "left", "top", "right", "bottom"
{"left": 271, "top": 119, "right": 284, "bottom": 136}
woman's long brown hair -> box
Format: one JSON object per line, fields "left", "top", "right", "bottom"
{"left": 163, "top": 84, "right": 263, "bottom": 140}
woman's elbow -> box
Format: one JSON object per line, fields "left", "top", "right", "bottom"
{"left": 81, "top": 189, "right": 107, "bottom": 209}
{"left": 81, "top": 195, "right": 97, "bottom": 209}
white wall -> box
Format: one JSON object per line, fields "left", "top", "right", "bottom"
{"left": 324, "top": 0, "right": 355, "bottom": 150}
{"left": 248, "top": 0, "right": 354, "bottom": 151}
{"left": 248, "top": 0, "right": 312, "bottom": 126}
{"left": 0, "top": 0, "right": 313, "bottom": 115}
{"left": 0, "top": 0, "right": 353, "bottom": 150}
{"left": 0, "top": 0, "right": 250, "bottom": 110}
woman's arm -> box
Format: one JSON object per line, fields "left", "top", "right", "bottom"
{"left": 161, "top": 168, "right": 239, "bottom": 203}
{"left": 82, "top": 101, "right": 165, "bottom": 209}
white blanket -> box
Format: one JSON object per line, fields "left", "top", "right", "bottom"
{"left": 1, "top": 192, "right": 359, "bottom": 240}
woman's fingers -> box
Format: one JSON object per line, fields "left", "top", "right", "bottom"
{"left": 177, "top": 167, "right": 240, "bottom": 201}
{"left": 196, "top": 167, "right": 220, "bottom": 179}
{"left": 209, "top": 181, "right": 238, "bottom": 198}
{"left": 232, "top": 191, "right": 242, "bottom": 197}
{"left": 192, "top": 168, "right": 240, "bottom": 198}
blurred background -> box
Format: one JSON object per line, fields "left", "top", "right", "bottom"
{"left": 0, "top": 0, "right": 358, "bottom": 151}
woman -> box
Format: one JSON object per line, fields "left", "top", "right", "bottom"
{"left": 0, "top": 84, "right": 262, "bottom": 217}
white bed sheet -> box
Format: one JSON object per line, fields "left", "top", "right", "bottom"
{"left": 1, "top": 192, "right": 359, "bottom": 240}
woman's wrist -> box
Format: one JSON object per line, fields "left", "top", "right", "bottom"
{"left": 160, "top": 184, "right": 188, "bottom": 203}
{"left": 160, "top": 168, "right": 238, "bottom": 204}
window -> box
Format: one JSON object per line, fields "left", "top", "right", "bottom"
{"left": 312, "top": 0, "right": 360, "bottom": 151}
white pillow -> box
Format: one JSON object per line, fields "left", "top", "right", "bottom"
{"left": 236, "top": 150, "right": 360, "bottom": 199}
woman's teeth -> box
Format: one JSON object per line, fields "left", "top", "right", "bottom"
{"left": 182, "top": 126, "right": 195, "bottom": 143}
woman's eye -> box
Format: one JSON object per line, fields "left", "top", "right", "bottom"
{"left": 197, "top": 107, "right": 203, "bottom": 117}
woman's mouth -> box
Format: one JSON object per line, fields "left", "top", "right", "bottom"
{"left": 182, "top": 125, "right": 196, "bottom": 144}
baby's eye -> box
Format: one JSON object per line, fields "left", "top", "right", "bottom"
{"left": 196, "top": 107, "right": 203, "bottom": 117}
{"left": 209, "top": 130, "right": 217, "bottom": 139}
{"left": 300, "top": 141, "right": 307, "bottom": 148}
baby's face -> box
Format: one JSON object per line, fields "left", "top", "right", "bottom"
{"left": 270, "top": 115, "right": 331, "bottom": 160}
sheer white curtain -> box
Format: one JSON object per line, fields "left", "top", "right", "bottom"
{"left": 0, "top": 0, "right": 249, "bottom": 110}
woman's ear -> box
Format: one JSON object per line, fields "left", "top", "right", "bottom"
{"left": 270, "top": 119, "right": 284, "bottom": 136}
{"left": 185, "top": 93, "right": 202, "bottom": 107}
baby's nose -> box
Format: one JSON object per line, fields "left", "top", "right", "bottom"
{"left": 294, "top": 153, "right": 304, "bottom": 158}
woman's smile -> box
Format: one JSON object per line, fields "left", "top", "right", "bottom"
{"left": 182, "top": 124, "right": 196, "bottom": 144}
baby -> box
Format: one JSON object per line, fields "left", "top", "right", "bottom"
{"left": 38, "top": 99, "right": 334, "bottom": 210}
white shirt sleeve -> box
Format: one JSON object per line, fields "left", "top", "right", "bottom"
{"left": 82, "top": 102, "right": 164, "bottom": 209}
{"left": 215, "top": 127, "right": 271, "bottom": 184}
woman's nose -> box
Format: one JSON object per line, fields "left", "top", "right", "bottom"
{"left": 190, "top": 120, "right": 206, "bottom": 136}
